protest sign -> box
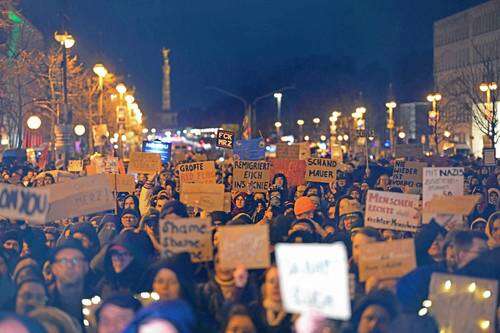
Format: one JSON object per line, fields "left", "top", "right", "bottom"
{"left": 233, "top": 138, "right": 265, "bottom": 160}
{"left": 422, "top": 167, "right": 464, "bottom": 225}
{"left": 0, "top": 184, "right": 50, "bottom": 224}
{"left": 426, "top": 195, "right": 480, "bottom": 216}
{"left": 391, "top": 160, "right": 425, "bottom": 194}
{"left": 218, "top": 224, "right": 270, "bottom": 269}
{"left": 358, "top": 239, "right": 416, "bottom": 281}
{"left": 142, "top": 140, "right": 172, "bottom": 163}
{"left": 232, "top": 160, "right": 271, "bottom": 193}
{"left": 483, "top": 148, "right": 496, "bottom": 166}
{"left": 127, "top": 152, "right": 162, "bottom": 174}
{"left": 275, "top": 243, "right": 351, "bottom": 320}
{"left": 46, "top": 175, "right": 115, "bottom": 221}
{"left": 105, "top": 174, "right": 136, "bottom": 193}
{"left": 216, "top": 130, "right": 234, "bottom": 149}
{"left": 365, "top": 190, "right": 420, "bottom": 232}
{"left": 429, "top": 273, "right": 498, "bottom": 333}
{"left": 180, "top": 183, "right": 224, "bottom": 212}
{"left": 160, "top": 217, "right": 213, "bottom": 262}
{"left": 270, "top": 158, "right": 306, "bottom": 186}
{"left": 91, "top": 156, "right": 119, "bottom": 174}
{"left": 276, "top": 142, "right": 310, "bottom": 160}
{"left": 68, "top": 160, "right": 83, "bottom": 173}
{"left": 395, "top": 143, "right": 424, "bottom": 159}
{"left": 305, "top": 158, "right": 339, "bottom": 183}
{"left": 177, "top": 161, "right": 216, "bottom": 184}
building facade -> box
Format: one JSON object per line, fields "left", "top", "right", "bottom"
{"left": 397, "top": 102, "right": 430, "bottom": 142}
{"left": 434, "top": 0, "right": 500, "bottom": 156}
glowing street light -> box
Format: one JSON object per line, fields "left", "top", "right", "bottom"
{"left": 444, "top": 130, "right": 451, "bottom": 138}
{"left": 385, "top": 101, "right": 396, "bottom": 156}
{"left": 54, "top": 32, "right": 75, "bottom": 49}
{"left": 116, "top": 83, "right": 127, "bottom": 95}
{"left": 93, "top": 63, "right": 107, "bottom": 78}
{"left": 125, "top": 94, "right": 135, "bottom": 105}
{"left": 27, "top": 115, "right": 41, "bottom": 130}
{"left": 398, "top": 131, "right": 406, "bottom": 139}
{"left": 297, "top": 119, "right": 304, "bottom": 126}
{"left": 74, "top": 124, "right": 86, "bottom": 136}
{"left": 426, "top": 92, "right": 442, "bottom": 154}
{"left": 313, "top": 117, "right": 320, "bottom": 125}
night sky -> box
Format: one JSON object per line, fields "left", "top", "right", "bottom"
{"left": 20, "top": 0, "right": 486, "bottom": 130}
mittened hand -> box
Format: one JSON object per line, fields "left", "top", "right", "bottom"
{"left": 233, "top": 264, "right": 248, "bottom": 288}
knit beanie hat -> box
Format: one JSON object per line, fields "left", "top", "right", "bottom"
{"left": 120, "top": 208, "right": 140, "bottom": 220}
{"left": 294, "top": 196, "right": 316, "bottom": 216}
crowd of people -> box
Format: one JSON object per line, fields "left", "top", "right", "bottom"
{"left": 0, "top": 150, "right": 498, "bottom": 333}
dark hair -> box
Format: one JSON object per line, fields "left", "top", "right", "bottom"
{"left": 351, "top": 290, "right": 399, "bottom": 330}
{"left": 449, "top": 230, "right": 488, "bottom": 253}
{"left": 160, "top": 200, "right": 188, "bottom": 218}
{"left": 48, "top": 238, "right": 88, "bottom": 263}
{"left": 351, "top": 227, "right": 382, "bottom": 241}
{"left": 95, "top": 295, "right": 142, "bottom": 322}
{"left": 222, "top": 304, "right": 257, "bottom": 333}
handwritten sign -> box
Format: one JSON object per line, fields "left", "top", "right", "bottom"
{"left": 423, "top": 167, "right": 464, "bottom": 225}
{"left": 68, "top": 160, "right": 83, "bottom": 173}
{"left": 429, "top": 273, "right": 498, "bottom": 333}
{"left": 232, "top": 160, "right": 271, "bottom": 193}
{"left": 128, "top": 152, "right": 162, "bottom": 174}
{"left": 180, "top": 183, "right": 224, "bottom": 212}
{"left": 216, "top": 130, "right": 234, "bottom": 149}
{"left": 305, "top": 158, "right": 339, "bottom": 183}
{"left": 0, "top": 184, "right": 50, "bottom": 224}
{"left": 270, "top": 158, "right": 306, "bottom": 186}
{"left": 46, "top": 175, "right": 115, "bottom": 221}
{"left": 276, "top": 143, "right": 310, "bottom": 160}
{"left": 275, "top": 243, "right": 351, "bottom": 320}
{"left": 391, "top": 160, "right": 425, "bottom": 194}
{"left": 359, "top": 239, "right": 416, "bottom": 281}
{"left": 160, "top": 217, "right": 213, "bottom": 262}
{"left": 105, "top": 174, "right": 136, "bottom": 193}
{"left": 178, "top": 161, "right": 216, "bottom": 184}
{"left": 233, "top": 138, "right": 265, "bottom": 160}
{"left": 365, "top": 190, "right": 420, "bottom": 232}
{"left": 218, "top": 224, "right": 270, "bottom": 269}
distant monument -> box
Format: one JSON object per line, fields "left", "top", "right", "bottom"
{"left": 161, "top": 48, "right": 178, "bottom": 127}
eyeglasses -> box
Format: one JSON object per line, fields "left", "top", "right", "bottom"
{"left": 54, "top": 257, "right": 86, "bottom": 266}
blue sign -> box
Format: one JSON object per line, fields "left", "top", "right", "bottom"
{"left": 233, "top": 138, "right": 265, "bottom": 160}
{"left": 142, "top": 141, "right": 172, "bottom": 163}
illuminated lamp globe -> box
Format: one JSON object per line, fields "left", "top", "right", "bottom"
{"left": 74, "top": 124, "right": 86, "bottom": 136}
{"left": 27, "top": 116, "right": 42, "bottom": 130}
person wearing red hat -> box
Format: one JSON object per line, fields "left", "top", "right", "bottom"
{"left": 291, "top": 197, "right": 326, "bottom": 238}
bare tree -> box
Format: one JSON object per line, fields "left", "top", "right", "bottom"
{"left": 443, "top": 43, "right": 499, "bottom": 155}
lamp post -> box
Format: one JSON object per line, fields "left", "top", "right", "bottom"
{"left": 93, "top": 64, "right": 108, "bottom": 124}
{"left": 54, "top": 32, "right": 75, "bottom": 165}
{"left": 274, "top": 92, "right": 283, "bottom": 137}
{"left": 479, "top": 82, "right": 497, "bottom": 146}
{"left": 116, "top": 83, "right": 127, "bottom": 158}
{"left": 274, "top": 121, "right": 282, "bottom": 139}
{"left": 426, "top": 92, "right": 442, "bottom": 155}
{"left": 329, "top": 111, "right": 341, "bottom": 142}
{"left": 385, "top": 101, "right": 396, "bottom": 156}
{"left": 297, "top": 119, "right": 304, "bottom": 141}
{"left": 26, "top": 116, "right": 42, "bottom": 130}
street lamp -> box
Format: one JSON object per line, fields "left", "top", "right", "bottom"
{"left": 274, "top": 93, "right": 283, "bottom": 137}
{"left": 54, "top": 32, "right": 76, "bottom": 165}
{"left": 385, "top": 101, "right": 397, "bottom": 156}
{"left": 313, "top": 117, "right": 320, "bottom": 125}
{"left": 93, "top": 64, "right": 108, "bottom": 136}
{"left": 296, "top": 119, "right": 304, "bottom": 141}
{"left": 74, "top": 124, "right": 86, "bottom": 136}
{"left": 443, "top": 130, "right": 451, "bottom": 138}
{"left": 116, "top": 83, "right": 127, "bottom": 96}
{"left": 274, "top": 121, "right": 282, "bottom": 138}
{"left": 330, "top": 111, "right": 341, "bottom": 143}
{"left": 479, "top": 81, "right": 497, "bottom": 123}
{"left": 125, "top": 94, "right": 135, "bottom": 105}
{"left": 398, "top": 131, "right": 406, "bottom": 139}
{"left": 426, "top": 92, "right": 442, "bottom": 154}
{"left": 27, "top": 116, "right": 41, "bottom": 130}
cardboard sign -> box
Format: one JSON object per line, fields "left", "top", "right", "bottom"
{"left": 180, "top": 183, "right": 224, "bottom": 212}
{"left": 232, "top": 160, "right": 271, "bottom": 193}
{"left": 105, "top": 174, "right": 136, "bottom": 193}
{"left": 178, "top": 161, "right": 216, "bottom": 184}
{"left": 365, "top": 190, "right": 420, "bottom": 232}
{"left": 391, "top": 160, "right": 426, "bottom": 194}
{"left": 359, "top": 239, "right": 416, "bottom": 282}
{"left": 423, "top": 167, "right": 464, "bottom": 225}
{"left": 483, "top": 148, "right": 496, "bottom": 166}
{"left": 276, "top": 143, "right": 310, "bottom": 160}
{"left": 46, "top": 175, "right": 115, "bottom": 221}
{"left": 216, "top": 130, "right": 234, "bottom": 149}
{"left": 270, "top": 158, "right": 306, "bottom": 186}
{"left": 275, "top": 243, "right": 351, "bottom": 320}
{"left": 426, "top": 195, "right": 480, "bottom": 216}
{"left": 218, "top": 224, "right": 270, "bottom": 269}
{"left": 128, "top": 152, "right": 162, "bottom": 174}
{"left": 305, "top": 158, "right": 339, "bottom": 183}
{"left": 0, "top": 184, "right": 50, "bottom": 224}
{"left": 233, "top": 138, "right": 265, "bottom": 160}
{"left": 68, "top": 160, "right": 83, "bottom": 173}
{"left": 160, "top": 217, "right": 213, "bottom": 262}
{"left": 395, "top": 143, "right": 424, "bottom": 159}
{"left": 429, "top": 273, "right": 498, "bottom": 333}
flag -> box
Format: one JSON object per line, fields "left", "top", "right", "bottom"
{"left": 233, "top": 138, "right": 266, "bottom": 160}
